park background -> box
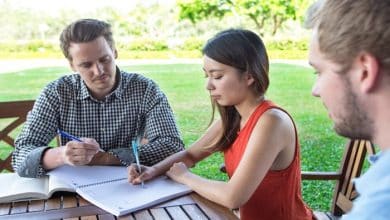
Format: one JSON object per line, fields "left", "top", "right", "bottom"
{"left": 0, "top": 0, "right": 360, "bottom": 212}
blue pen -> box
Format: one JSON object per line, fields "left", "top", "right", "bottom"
{"left": 132, "top": 140, "right": 144, "bottom": 188}
{"left": 57, "top": 130, "right": 104, "bottom": 152}
{"left": 57, "top": 130, "right": 82, "bottom": 142}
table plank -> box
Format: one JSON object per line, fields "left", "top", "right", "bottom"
{"left": 78, "top": 196, "right": 92, "bottom": 206}
{"left": 149, "top": 208, "right": 171, "bottom": 220}
{"left": 63, "top": 195, "right": 78, "bottom": 208}
{"left": 80, "top": 215, "right": 98, "bottom": 220}
{"left": 191, "top": 193, "right": 238, "bottom": 220}
{"left": 166, "top": 206, "right": 190, "bottom": 220}
{"left": 98, "top": 213, "right": 116, "bottom": 220}
{"left": 0, "top": 203, "right": 10, "bottom": 215}
{"left": 28, "top": 200, "right": 45, "bottom": 212}
{"left": 45, "top": 196, "right": 61, "bottom": 210}
{"left": 182, "top": 204, "right": 208, "bottom": 220}
{"left": 10, "top": 201, "right": 28, "bottom": 214}
{"left": 118, "top": 214, "right": 136, "bottom": 220}
{"left": 133, "top": 210, "right": 153, "bottom": 220}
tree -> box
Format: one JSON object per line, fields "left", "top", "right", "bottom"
{"left": 178, "top": 0, "right": 304, "bottom": 36}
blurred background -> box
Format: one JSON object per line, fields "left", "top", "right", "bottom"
{"left": 0, "top": 0, "right": 313, "bottom": 60}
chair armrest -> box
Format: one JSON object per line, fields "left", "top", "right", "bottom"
{"left": 301, "top": 171, "right": 341, "bottom": 180}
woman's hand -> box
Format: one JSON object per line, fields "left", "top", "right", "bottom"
{"left": 127, "top": 164, "right": 158, "bottom": 184}
{"left": 166, "top": 162, "right": 190, "bottom": 184}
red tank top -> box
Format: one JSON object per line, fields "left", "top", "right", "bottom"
{"left": 224, "top": 100, "right": 313, "bottom": 220}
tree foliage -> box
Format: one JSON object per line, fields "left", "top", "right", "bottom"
{"left": 178, "top": 0, "right": 307, "bottom": 36}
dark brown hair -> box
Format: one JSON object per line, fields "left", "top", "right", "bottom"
{"left": 59, "top": 18, "right": 115, "bottom": 61}
{"left": 202, "top": 29, "right": 269, "bottom": 151}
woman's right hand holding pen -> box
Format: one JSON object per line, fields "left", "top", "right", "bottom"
{"left": 127, "top": 164, "right": 158, "bottom": 184}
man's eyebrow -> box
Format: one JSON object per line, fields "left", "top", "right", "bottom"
{"left": 77, "top": 61, "right": 91, "bottom": 67}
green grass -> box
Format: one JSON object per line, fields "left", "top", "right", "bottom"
{"left": 0, "top": 63, "right": 346, "bottom": 211}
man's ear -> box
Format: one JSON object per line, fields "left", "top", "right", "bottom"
{"left": 358, "top": 52, "right": 379, "bottom": 93}
{"left": 114, "top": 48, "right": 118, "bottom": 59}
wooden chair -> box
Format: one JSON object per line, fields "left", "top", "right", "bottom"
{"left": 302, "top": 139, "right": 375, "bottom": 220}
{"left": 0, "top": 100, "right": 35, "bottom": 172}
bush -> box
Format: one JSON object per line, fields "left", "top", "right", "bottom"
{"left": 0, "top": 40, "right": 59, "bottom": 53}
{"left": 265, "top": 38, "right": 309, "bottom": 51}
{"left": 178, "top": 37, "right": 204, "bottom": 51}
{"left": 117, "top": 38, "right": 168, "bottom": 51}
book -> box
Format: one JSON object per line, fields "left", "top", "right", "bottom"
{"left": 0, "top": 172, "right": 74, "bottom": 203}
{"left": 48, "top": 165, "right": 193, "bottom": 216}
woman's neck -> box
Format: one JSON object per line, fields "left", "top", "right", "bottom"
{"left": 236, "top": 96, "right": 264, "bottom": 129}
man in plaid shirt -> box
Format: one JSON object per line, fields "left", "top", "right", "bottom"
{"left": 12, "top": 19, "right": 184, "bottom": 178}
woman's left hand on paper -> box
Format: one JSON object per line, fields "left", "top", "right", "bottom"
{"left": 166, "top": 162, "right": 190, "bottom": 184}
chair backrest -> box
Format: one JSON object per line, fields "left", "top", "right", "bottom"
{"left": 333, "top": 139, "right": 375, "bottom": 215}
{"left": 302, "top": 139, "right": 375, "bottom": 216}
{"left": 0, "top": 100, "right": 35, "bottom": 172}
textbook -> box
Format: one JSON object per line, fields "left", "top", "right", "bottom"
{"left": 0, "top": 173, "right": 74, "bottom": 203}
{"left": 48, "top": 165, "right": 193, "bottom": 216}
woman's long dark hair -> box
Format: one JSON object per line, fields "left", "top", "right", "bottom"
{"left": 203, "top": 29, "right": 269, "bottom": 151}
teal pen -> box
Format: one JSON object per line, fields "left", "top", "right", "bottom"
{"left": 132, "top": 140, "right": 144, "bottom": 188}
{"left": 57, "top": 129, "right": 104, "bottom": 152}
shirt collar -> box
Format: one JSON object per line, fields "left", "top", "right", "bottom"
{"left": 78, "top": 66, "right": 123, "bottom": 101}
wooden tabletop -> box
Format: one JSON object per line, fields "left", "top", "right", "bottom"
{"left": 0, "top": 192, "right": 238, "bottom": 220}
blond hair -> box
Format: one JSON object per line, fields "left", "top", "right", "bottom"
{"left": 317, "top": 0, "right": 390, "bottom": 73}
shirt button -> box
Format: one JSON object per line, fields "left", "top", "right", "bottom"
{"left": 101, "top": 128, "right": 105, "bottom": 132}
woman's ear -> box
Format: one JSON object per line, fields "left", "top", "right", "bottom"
{"left": 246, "top": 72, "right": 255, "bottom": 86}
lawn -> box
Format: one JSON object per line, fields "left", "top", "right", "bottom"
{"left": 0, "top": 63, "right": 346, "bottom": 211}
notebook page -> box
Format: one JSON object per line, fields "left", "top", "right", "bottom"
{"left": 48, "top": 165, "right": 127, "bottom": 188}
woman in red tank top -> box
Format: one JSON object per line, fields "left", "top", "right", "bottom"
{"left": 128, "top": 29, "right": 313, "bottom": 220}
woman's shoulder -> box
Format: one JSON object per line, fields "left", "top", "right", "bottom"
{"left": 260, "top": 107, "right": 293, "bottom": 128}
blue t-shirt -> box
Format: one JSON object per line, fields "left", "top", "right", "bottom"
{"left": 342, "top": 150, "right": 390, "bottom": 220}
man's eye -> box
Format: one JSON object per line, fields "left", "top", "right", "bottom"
{"left": 81, "top": 64, "right": 91, "bottom": 68}
{"left": 101, "top": 57, "right": 111, "bottom": 63}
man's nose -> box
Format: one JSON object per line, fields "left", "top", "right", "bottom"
{"left": 311, "top": 81, "right": 320, "bottom": 97}
{"left": 94, "top": 63, "right": 104, "bottom": 75}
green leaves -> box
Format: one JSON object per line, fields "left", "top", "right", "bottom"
{"left": 177, "top": 0, "right": 307, "bottom": 36}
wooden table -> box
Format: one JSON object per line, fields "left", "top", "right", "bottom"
{"left": 0, "top": 192, "right": 238, "bottom": 220}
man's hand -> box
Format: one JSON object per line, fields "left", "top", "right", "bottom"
{"left": 61, "top": 138, "right": 100, "bottom": 166}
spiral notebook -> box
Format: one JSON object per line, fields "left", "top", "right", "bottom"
{"left": 48, "top": 165, "right": 192, "bottom": 216}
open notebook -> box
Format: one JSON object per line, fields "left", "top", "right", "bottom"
{"left": 48, "top": 165, "right": 192, "bottom": 216}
